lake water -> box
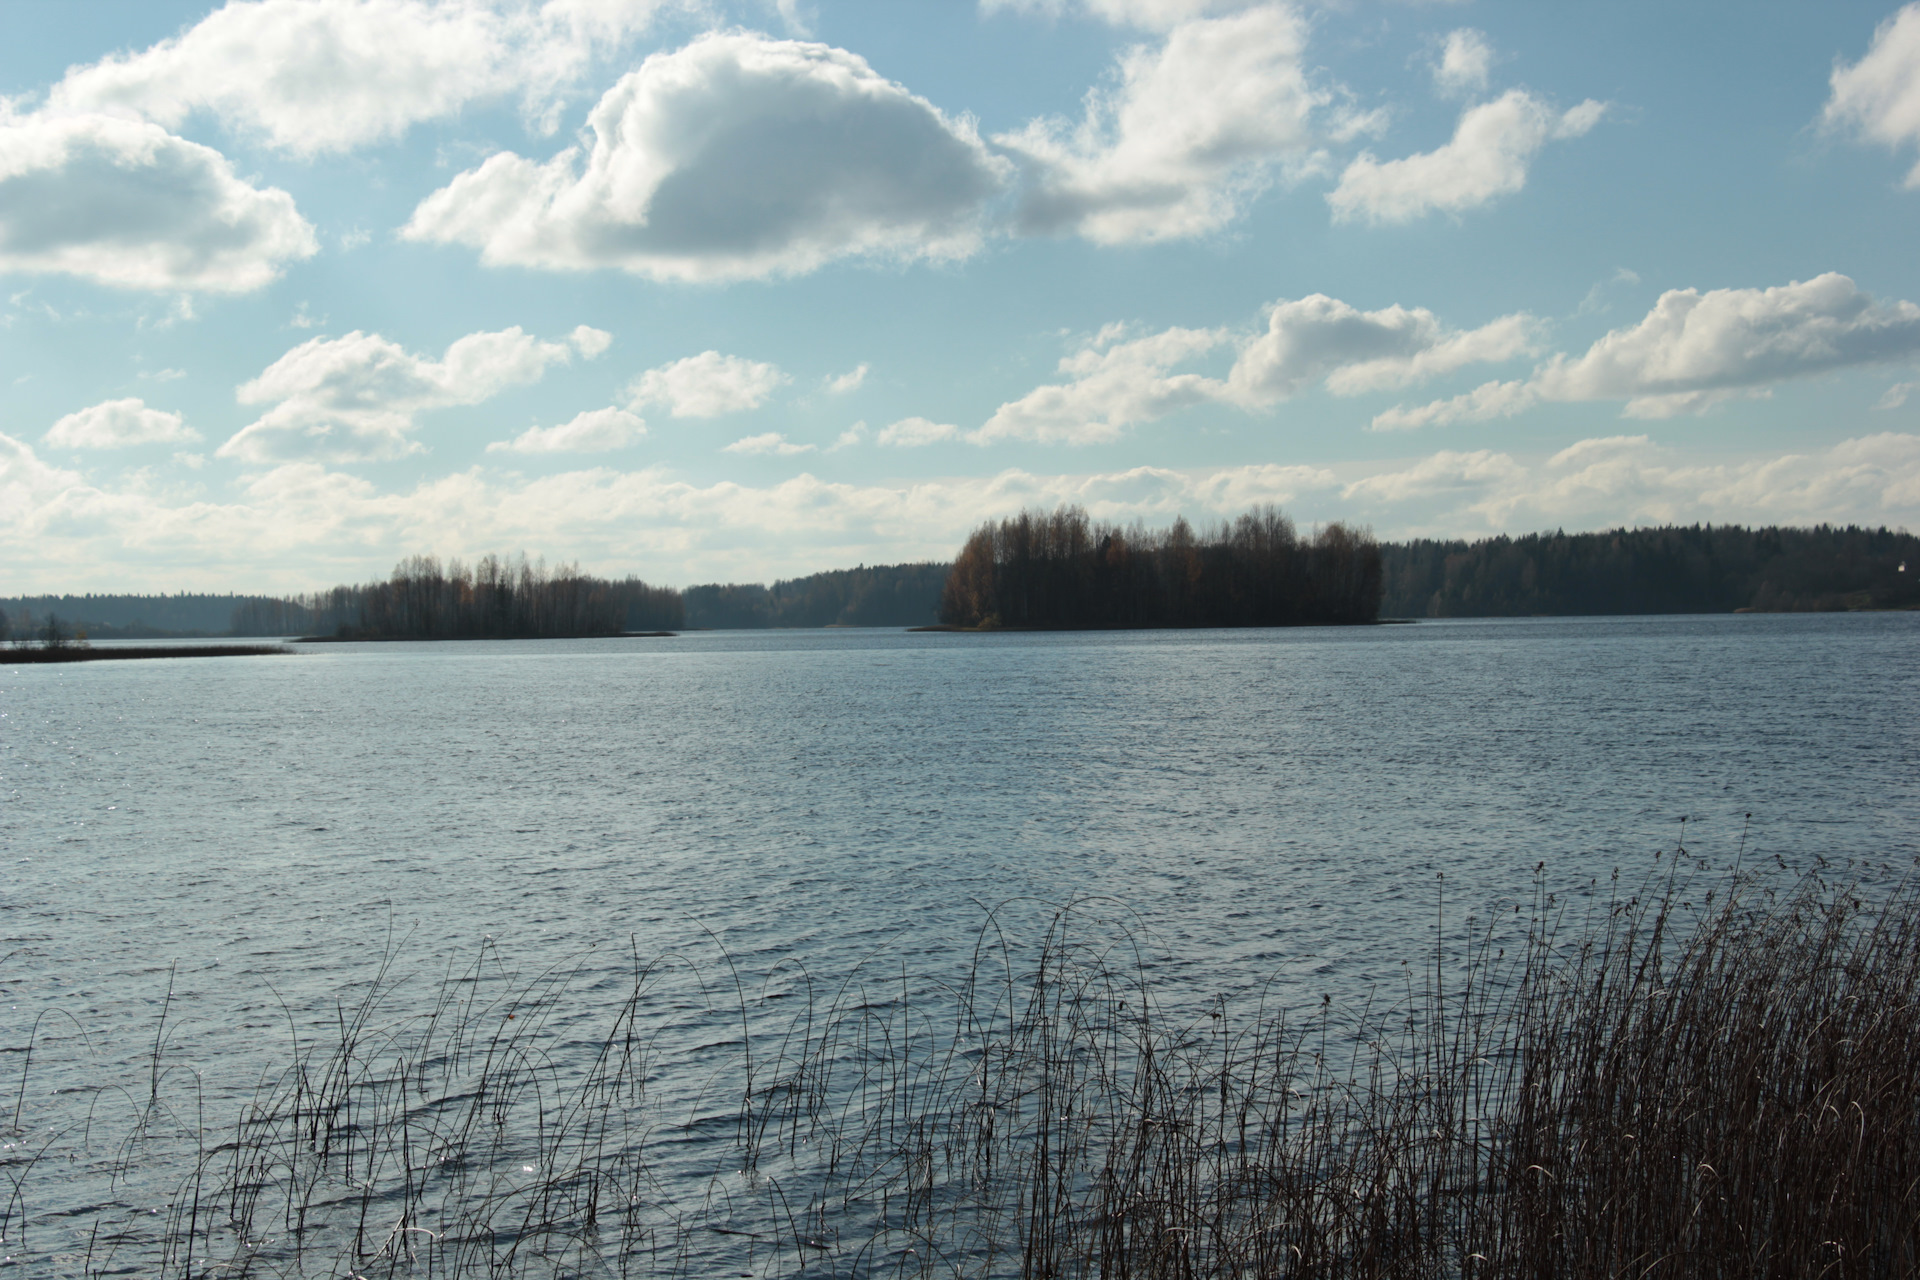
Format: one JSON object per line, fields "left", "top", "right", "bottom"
{"left": 3, "top": 613, "right": 1917, "bottom": 1273}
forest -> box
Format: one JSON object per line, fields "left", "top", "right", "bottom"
{"left": 0, "top": 592, "right": 276, "bottom": 637}
{"left": 9, "top": 524, "right": 1914, "bottom": 643}
{"left": 229, "top": 554, "right": 683, "bottom": 639}
{"left": 939, "top": 505, "right": 1382, "bottom": 629}
{"left": 683, "top": 562, "right": 949, "bottom": 628}
{"left": 1379, "top": 523, "right": 1919, "bottom": 617}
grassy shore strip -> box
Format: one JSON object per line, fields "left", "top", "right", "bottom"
{"left": 5, "top": 643, "right": 291, "bottom": 662}
{"left": 6, "top": 853, "right": 1917, "bottom": 1277}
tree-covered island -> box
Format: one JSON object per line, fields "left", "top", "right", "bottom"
{"left": 231, "top": 554, "right": 682, "bottom": 640}
{"left": 939, "top": 505, "right": 1383, "bottom": 629}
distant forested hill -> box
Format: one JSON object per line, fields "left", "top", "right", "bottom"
{"left": 0, "top": 593, "right": 275, "bottom": 636}
{"left": 1380, "top": 525, "right": 1919, "bottom": 617}
{"left": 684, "top": 563, "right": 949, "bottom": 629}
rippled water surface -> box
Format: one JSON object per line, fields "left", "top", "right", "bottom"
{"left": 3, "top": 614, "right": 1917, "bottom": 1271}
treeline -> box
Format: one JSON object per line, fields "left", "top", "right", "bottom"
{"left": 0, "top": 593, "right": 272, "bottom": 636}
{"left": 940, "top": 505, "right": 1382, "bottom": 629}
{"left": 1380, "top": 524, "right": 1920, "bottom": 617}
{"left": 684, "top": 563, "right": 948, "bottom": 629}
{"left": 230, "top": 554, "right": 682, "bottom": 639}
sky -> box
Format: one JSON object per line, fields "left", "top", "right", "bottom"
{"left": 4, "top": 0, "right": 1920, "bottom": 592}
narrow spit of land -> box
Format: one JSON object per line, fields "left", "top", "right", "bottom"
{"left": 6, "top": 643, "right": 292, "bottom": 663}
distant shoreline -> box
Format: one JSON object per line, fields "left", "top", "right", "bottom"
{"left": 907, "top": 618, "right": 1419, "bottom": 633}
{"left": 7, "top": 644, "right": 292, "bottom": 663}
{"left": 290, "top": 631, "right": 678, "bottom": 643}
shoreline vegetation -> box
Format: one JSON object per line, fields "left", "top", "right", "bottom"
{"left": 3, "top": 522, "right": 1914, "bottom": 646}
{"left": 5, "top": 854, "right": 1916, "bottom": 1276}
{"left": 1381, "top": 523, "right": 1919, "bottom": 617}
{"left": 229, "top": 553, "right": 683, "bottom": 641}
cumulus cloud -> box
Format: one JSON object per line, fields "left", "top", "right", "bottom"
{"left": 1329, "top": 90, "right": 1605, "bottom": 225}
{"left": 824, "top": 363, "right": 869, "bottom": 394}
{"left": 878, "top": 417, "right": 961, "bottom": 447}
{"left": 724, "top": 431, "right": 814, "bottom": 455}
{"left": 829, "top": 421, "right": 869, "bottom": 450}
{"left": 980, "top": 0, "right": 1253, "bottom": 32}
{"left": 976, "top": 295, "right": 1536, "bottom": 445}
{"left": 403, "top": 31, "right": 1009, "bottom": 281}
{"left": 1341, "top": 447, "right": 1524, "bottom": 503}
{"left": 0, "top": 113, "right": 316, "bottom": 291}
{"left": 995, "top": 5, "right": 1330, "bottom": 243}
{"left": 1432, "top": 29, "right": 1493, "bottom": 98}
{"left": 489, "top": 406, "right": 645, "bottom": 454}
{"left": 974, "top": 326, "right": 1229, "bottom": 444}
{"left": 1342, "top": 433, "right": 1920, "bottom": 533}
{"left": 44, "top": 398, "right": 201, "bottom": 449}
{"left": 1375, "top": 273, "right": 1920, "bottom": 429}
{"left": 220, "top": 325, "right": 603, "bottom": 462}
{"left": 569, "top": 324, "right": 614, "bottom": 357}
{"left": 1824, "top": 3, "right": 1920, "bottom": 187}
{"left": 44, "top": 0, "right": 677, "bottom": 157}
{"left": 627, "top": 351, "right": 789, "bottom": 418}
{"left": 7, "top": 431, "right": 1915, "bottom": 591}
{"left": 1226, "top": 294, "right": 1540, "bottom": 404}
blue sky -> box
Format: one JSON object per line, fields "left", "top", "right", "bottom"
{"left": 4, "top": 0, "right": 1919, "bottom": 591}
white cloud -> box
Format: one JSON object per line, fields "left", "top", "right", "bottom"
{"left": 980, "top": 0, "right": 1252, "bottom": 32}
{"left": 1877, "top": 380, "right": 1919, "bottom": 410}
{"left": 995, "top": 6, "right": 1329, "bottom": 243}
{"left": 829, "top": 421, "right": 868, "bottom": 450}
{"left": 977, "top": 294, "right": 1535, "bottom": 444}
{"left": 403, "top": 31, "right": 1009, "bottom": 281}
{"left": 1342, "top": 433, "right": 1920, "bottom": 533}
{"left": 627, "top": 351, "right": 789, "bottom": 418}
{"left": 1341, "top": 447, "right": 1524, "bottom": 503}
{"left": 569, "top": 324, "right": 614, "bottom": 357}
{"left": 1376, "top": 273, "right": 1920, "bottom": 428}
{"left": 1824, "top": 3, "right": 1920, "bottom": 187}
{"left": 7, "top": 433, "right": 1914, "bottom": 592}
{"left": 723, "top": 431, "right": 815, "bottom": 455}
{"left": 0, "top": 113, "right": 316, "bottom": 292}
{"left": 1329, "top": 90, "right": 1605, "bottom": 225}
{"left": 824, "top": 363, "right": 869, "bottom": 394}
{"left": 489, "top": 406, "right": 645, "bottom": 454}
{"left": 220, "top": 324, "right": 601, "bottom": 462}
{"left": 44, "top": 0, "right": 678, "bottom": 157}
{"left": 878, "top": 417, "right": 961, "bottom": 446}
{"left": 974, "top": 326, "right": 1229, "bottom": 444}
{"left": 44, "top": 398, "right": 201, "bottom": 449}
{"left": 1370, "top": 379, "right": 1535, "bottom": 431}
{"left": 1226, "top": 294, "right": 1539, "bottom": 404}
{"left": 1431, "top": 29, "right": 1492, "bottom": 98}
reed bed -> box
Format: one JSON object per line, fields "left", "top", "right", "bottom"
{"left": 5, "top": 848, "right": 1918, "bottom": 1278}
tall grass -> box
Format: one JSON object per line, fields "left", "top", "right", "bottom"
{"left": 5, "top": 849, "right": 1918, "bottom": 1277}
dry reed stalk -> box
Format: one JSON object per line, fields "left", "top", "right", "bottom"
{"left": 3, "top": 852, "right": 1915, "bottom": 1278}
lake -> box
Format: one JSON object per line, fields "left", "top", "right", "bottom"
{"left": 3, "top": 612, "right": 1916, "bottom": 1274}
